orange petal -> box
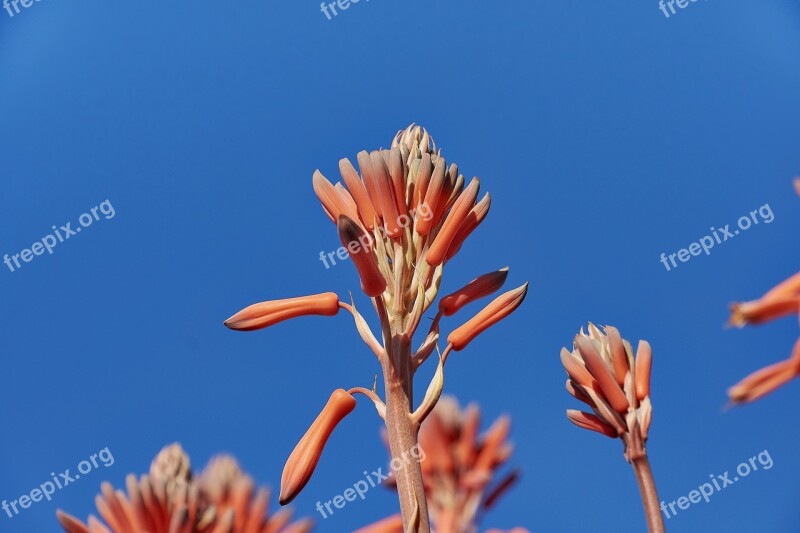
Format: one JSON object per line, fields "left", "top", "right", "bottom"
{"left": 415, "top": 157, "right": 447, "bottom": 236}
{"left": 412, "top": 153, "right": 433, "bottom": 212}
{"left": 280, "top": 389, "right": 357, "bottom": 504}
{"left": 575, "top": 335, "right": 629, "bottom": 413}
{"left": 447, "top": 283, "right": 528, "bottom": 351}
{"left": 762, "top": 272, "right": 800, "bottom": 302}
{"left": 566, "top": 410, "right": 618, "bottom": 438}
{"left": 340, "top": 157, "right": 378, "bottom": 230}
{"left": 337, "top": 216, "right": 387, "bottom": 297}
{"left": 224, "top": 293, "right": 340, "bottom": 331}
{"left": 605, "top": 326, "right": 629, "bottom": 387}
{"left": 444, "top": 192, "right": 491, "bottom": 262}
{"left": 729, "top": 295, "right": 799, "bottom": 327}
{"left": 729, "top": 358, "right": 800, "bottom": 404}
{"left": 357, "top": 150, "right": 383, "bottom": 221}
{"left": 560, "top": 348, "right": 595, "bottom": 389}
{"left": 425, "top": 177, "right": 480, "bottom": 266}
{"left": 353, "top": 514, "right": 404, "bottom": 533}
{"left": 370, "top": 150, "right": 402, "bottom": 239}
{"left": 389, "top": 147, "right": 408, "bottom": 217}
{"left": 439, "top": 267, "right": 508, "bottom": 316}
{"left": 634, "top": 340, "right": 652, "bottom": 401}
{"left": 57, "top": 511, "right": 90, "bottom": 533}
{"left": 312, "top": 170, "right": 345, "bottom": 223}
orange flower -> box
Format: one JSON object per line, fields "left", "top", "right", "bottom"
{"left": 425, "top": 178, "right": 481, "bottom": 266}
{"left": 337, "top": 215, "right": 387, "bottom": 297}
{"left": 224, "top": 292, "right": 340, "bottom": 331}
{"left": 729, "top": 337, "right": 800, "bottom": 404}
{"left": 279, "top": 389, "right": 357, "bottom": 504}
{"left": 438, "top": 267, "right": 509, "bottom": 316}
{"left": 57, "top": 444, "right": 311, "bottom": 533}
{"left": 447, "top": 283, "right": 528, "bottom": 351}
{"left": 729, "top": 272, "right": 800, "bottom": 327}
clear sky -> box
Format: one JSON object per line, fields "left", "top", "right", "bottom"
{"left": 1, "top": 1, "right": 800, "bottom": 532}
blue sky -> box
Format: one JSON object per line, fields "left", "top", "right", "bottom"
{"left": 1, "top": 1, "right": 800, "bottom": 532}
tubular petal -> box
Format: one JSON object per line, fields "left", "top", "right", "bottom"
{"left": 634, "top": 340, "right": 652, "bottom": 401}
{"left": 280, "top": 390, "right": 357, "bottom": 504}
{"left": 575, "top": 336, "right": 629, "bottom": 413}
{"left": 439, "top": 267, "right": 509, "bottom": 316}
{"left": 447, "top": 283, "right": 528, "bottom": 351}
{"left": 566, "top": 410, "right": 618, "bottom": 438}
{"left": 224, "top": 293, "right": 340, "bottom": 331}
{"left": 425, "top": 178, "right": 480, "bottom": 266}
{"left": 337, "top": 215, "right": 387, "bottom": 297}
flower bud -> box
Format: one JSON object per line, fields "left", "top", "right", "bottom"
{"left": 337, "top": 216, "right": 387, "bottom": 297}
{"left": 280, "top": 389, "right": 357, "bottom": 504}
{"left": 574, "top": 336, "right": 629, "bottom": 413}
{"left": 566, "top": 410, "right": 618, "bottom": 438}
{"left": 634, "top": 340, "right": 652, "bottom": 401}
{"left": 447, "top": 283, "right": 528, "bottom": 351}
{"left": 339, "top": 157, "right": 378, "bottom": 230}
{"left": 444, "top": 192, "right": 491, "bottom": 262}
{"left": 439, "top": 268, "right": 509, "bottom": 316}
{"left": 426, "top": 178, "right": 480, "bottom": 266}
{"left": 224, "top": 293, "right": 339, "bottom": 331}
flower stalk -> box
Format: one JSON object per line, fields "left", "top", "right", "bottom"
{"left": 224, "top": 125, "right": 528, "bottom": 531}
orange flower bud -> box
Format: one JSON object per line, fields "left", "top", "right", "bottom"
{"left": 444, "top": 192, "right": 491, "bottom": 262}
{"left": 605, "top": 326, "right": 629, "bottom": 387}
{"left": 729, "top": 338, "right": 800, "bottom": 404}
{"left": 634, "top": 340, "right": 652, "bottom": 401}
{"left": 762, "top": 271, "right": 800, "bottom": 301}
{"left": 425, "top": 178, "right": 480, "bottom": 266}
{"left": 224, "top": 293, "right": 340, "bottom": 331}
{"left": 312, "top": 170, "right": 346, "bottom": 223}
{"left": 730, "top": 295, "right": 799, "bottom": 327}
{"left": 412, "top": 153, "right": 433, "bottom": 212}
{"left": 415, "top": 158, "right": 447, "bottom": 236}
{"left": 280, "top": 389, "right": 357, "bottom": 505}
{"left": 389, "top": 147, "right": 408, "bottom": 217}
{"left": 357, "top": 150, "right": 383, "bottom": 221}
{"left": 438, "top": 267, "right": 509, "bottom": 316}
{"left": 56, "top": 511, "right": 90, "bottom": 533}
{"left": 575, "top": 336, "right": 630, "bottom": 413}
{"left": 560, "top": 348, "right": 595, "bottom": 389}
{"left": 339, "top": 157, "right": 378, "bottom": 230}
{"left": 337, "top": 216, "right": 387, "bottom": 297}
{"left": 447, "top": 283, "right": 528, "bottom": 351}
{"left": 370, "top": 150, "right": 403, "bottom": 239}
{"left": 566, "top": 410, "right": 618, "bottom": 438}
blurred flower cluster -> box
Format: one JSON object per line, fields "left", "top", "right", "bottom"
{"left": 57, "top": 444, "right": 311, "bottom": 533}
{"left": 357, "top": 396, "right": 529, "bottom": 533}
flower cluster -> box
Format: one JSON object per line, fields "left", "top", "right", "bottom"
{"left": 57, "top": 444, "right": 311, "bottom": 533}
{"left": 225, "top": 125, "right": 528, "bottom": 531}
{"left": 561, "top": 324, "right": 653, "bottom": 462}
{"left": 357, "top": 396, "right": 529, "bottom": 533}
{"left": 727, "top": 181, "right": 800, "bottom": 404}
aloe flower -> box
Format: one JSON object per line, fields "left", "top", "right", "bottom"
{"left": 560, "top": 324, "right": 663, "bottom": 533}
{"left": 356, "top": 396, "right": 529, "bottom": 533}
{"left": 727, "top": 181, "right": 800, "bottom": 404}
{"left": 225, "top": 125, "right": 528, "bottom": 532}
{"left": 57, "top": 444, "right": 311, "bottom": 533}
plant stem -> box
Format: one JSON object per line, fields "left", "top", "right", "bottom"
{"left": 632, "top": 455, "right": 665, "bottom": 533}
{"left": 383, "top": 334, "right": 431, "bottom": 533}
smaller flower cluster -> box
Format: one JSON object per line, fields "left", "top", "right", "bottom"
{"left": 726, "top": 180, "right": 800, "bottom": 405}
{"left": 356, "top": 396, "right": 529, "bottom": 533}
{"left": 561, "top": 324, "right": 653, "bottom": 462}
{"left": 57, "top": 444, "right": 311, "bottom": 533}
